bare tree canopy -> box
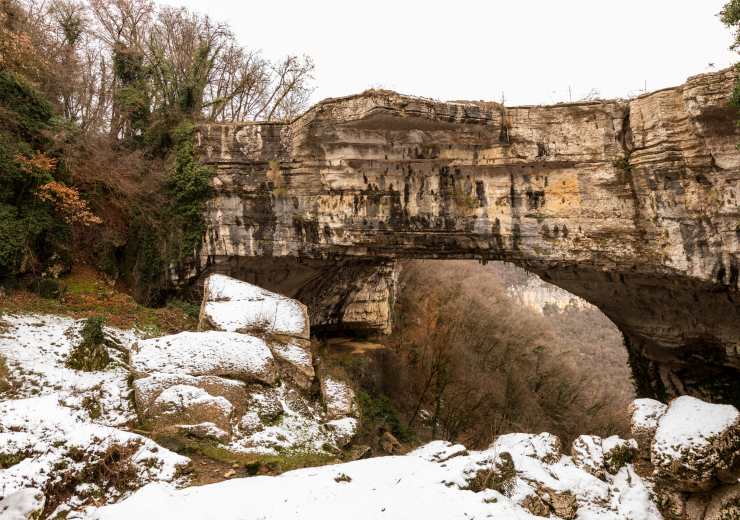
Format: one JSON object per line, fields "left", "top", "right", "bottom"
{"left": 5, "top": 0, "right": 315, "bottom": 138}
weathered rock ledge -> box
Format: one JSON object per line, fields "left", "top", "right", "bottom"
{"left": 192, "top": 67, "right": 740, "bottom": 405}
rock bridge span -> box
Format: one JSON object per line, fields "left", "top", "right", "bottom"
{"left": 193, "top": 67, "right": 740, "bottom": 405}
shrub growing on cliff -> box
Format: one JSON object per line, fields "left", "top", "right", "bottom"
{"left": 721, "top": 1, "right": 740, "bottom": 116}
{"left": 166, "top": 122, "right": 214, "bottom": 263}
{"left": 357, "top": 390, "right": 412, "bottom": 442}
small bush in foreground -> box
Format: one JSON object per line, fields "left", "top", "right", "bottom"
{"left": 66, "top": 316, "right": 110, "bottom": 371}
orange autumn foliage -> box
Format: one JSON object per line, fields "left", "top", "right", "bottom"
{"left": 36, "top": 181, "right": 102, "bottom": 226}
{"left": 15, "top": 152, "right": 57, "bottom": 174}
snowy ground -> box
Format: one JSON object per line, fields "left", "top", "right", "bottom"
{"left": 2, "top": 312, "right": 737, "bottom": 519}
{"left": 88, "top": 436, "right": 661, "bottom": 520}
{"left": 0, "top": 314, "right": 138, "bottom": 426}
{"left": 0, "top": 314, "right": 190, "bottom": 517}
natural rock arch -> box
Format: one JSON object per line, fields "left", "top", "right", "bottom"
{"left": 191, "top": 67, "right": 740, "bottom": 406}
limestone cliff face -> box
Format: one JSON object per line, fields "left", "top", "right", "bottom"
{"left": 194, "top": 67, "right": 740, "bottom": 405}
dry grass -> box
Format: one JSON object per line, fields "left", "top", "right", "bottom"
{"left": 0, "top": 354, "right": 12, "bottom": 395}
{"left": 0, "top": 265, "right": 198, "bottom": 336}
{"left": 153, "top": 434, "right": 338, "bottom": 485}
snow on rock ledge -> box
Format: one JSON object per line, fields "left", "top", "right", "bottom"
{"left": 199, "top": 274, "right": 309, "bottom": 340}
{"left": 651, "top": 395, "right": 740, "bottom": 491}
{"left": 629, "top": 398, "right": 668, "bottom": 460}
{"left": 131, "top": 331, "right": 278, "bottom": 385}
{"left": 571, "top": 435, "right": 637, "bottom": 479}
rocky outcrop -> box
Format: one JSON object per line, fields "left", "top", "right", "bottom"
{"left": 629, "top": 395, "right": 740, "bottom": 519}
{"left": 650, "top": 396, "right": 739, "bottom": 492}
{"left": 192, "top": 67, "right": 740, "bottom": 405}
{"left": 571, "top": 435, "right": 638, "bottom": 479}
{"left": 131, "top": 274, "right": 357, "bottom": 452}
{"left": 629, "top": 398, "right": 668, "bottom": 460}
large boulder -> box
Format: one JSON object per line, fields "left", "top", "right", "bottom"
{"left": 491, "top": 432, "right": 562, "bottom": 465}
{"left": 651, "top": 395, "right": 740, "bottom": 492}
{"left": 199, "top": 274, "right": 309, "bottom": 340}
{"left": 131, "top": 331, "right": 278, "bottom": 385}
{"left": 629, "top": 398, "right": 668, "bottom": 460}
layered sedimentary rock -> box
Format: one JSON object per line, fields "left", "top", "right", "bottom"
{"left": 193, "top": 67, "right": 740, "bottom": 405}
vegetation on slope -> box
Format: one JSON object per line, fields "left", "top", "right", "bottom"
{"left": 0, "top": 0, "right": 314, "bottom": 305}
{"left": 325, "top": 261, "right": 632, "bottom": 451}
{"left": 0, "top": 266, "right": 199, "bottom": 335}
{"left": 721, "top": 0, "right": 740, "bottom": 122}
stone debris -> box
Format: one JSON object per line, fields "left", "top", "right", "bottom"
{"left": 571, "top": 434, "right": 637, "bottom": 479}
{"left": 629, "top": 398, "right": 668, "bottom": 459}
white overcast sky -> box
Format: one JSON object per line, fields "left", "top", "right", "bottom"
{"left": 160, "top": 0, "right": 737, "bottom": 106}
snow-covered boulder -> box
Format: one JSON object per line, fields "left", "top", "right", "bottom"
{"left": 491, "top": 432, "right": 562, "bottom": 464}
{"left": 146, "top": 384, "right": 234, "bottom": 434}
{"left": 651, "top": 395, "right": 740, "bottom": 491}
{"left": 571, "top": 434, "right": 637, "bottom": 479}
{"left": 629, "top": 398, "right": 667, "bottom": 459}
{"left": 320, "top": 376, "right": 357, "bottom": 419}
{"left": 199, "top": 274, "right": 309, "bottom": 340}
{"left": 133, "top": 373, "right": 248, "bottom": 417}
{"left": 131, "top": 331, "right": 278, "bottom": 385}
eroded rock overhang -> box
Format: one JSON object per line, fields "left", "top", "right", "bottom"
{"left": 194, "top": 67, "right": 740, "bottom": 405}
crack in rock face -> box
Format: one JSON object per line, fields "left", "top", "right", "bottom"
{"left": 186, "top": 67, "right": 740, "bottom": 407}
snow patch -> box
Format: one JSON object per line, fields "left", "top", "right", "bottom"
{"left": 131, "top": 331, "right": 277, "bottom": 385}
